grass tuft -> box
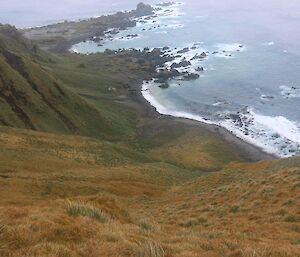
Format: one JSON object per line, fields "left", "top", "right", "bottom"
{"left": 138, "top": 219, "right": 154, "bottom": 231}
{"left": 284, "top": 215, "right": 297, "bottom": 223}
{"left": 65, "top": 200, "right": 110, "bottom": 223}
{"left": 262, "top": 187, "right": 274, "bottom": 194}
{"left": 134, "top": 241, "right": 165, "bottom": 257}
{"left": 230, "top": 205, "right": 240, "bottom": 213}
{"left": 290, "top": 238, "right": 300, "bottom": 245}
{"left": 181, "top": 217, "right": 208, "bottom": 228}
{"left": 292, "top": 182, "right": 300, "bottom": 189}
{"left": 0, "top": 223, "right": 7, "bottom": 251}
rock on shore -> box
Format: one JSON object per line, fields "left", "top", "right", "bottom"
{"left": 135, "top": 3, "right": 154, "bottom": 17}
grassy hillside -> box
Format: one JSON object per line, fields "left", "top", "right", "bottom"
{"left": 0, "top": 25, "right": 143, "bottom": 140}
{"left": 0, "top": 127, "right": 299, "bottom": 257}
{"left": 0, "top": 23, "right": 299, "bottom": 257}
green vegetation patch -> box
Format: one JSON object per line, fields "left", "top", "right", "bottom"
{"left": 65, "top": 200, "right": 110, "bottom": 223}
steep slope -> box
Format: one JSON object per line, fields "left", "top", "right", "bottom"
{"left": 0, "top": 24, "right": 133, "bottom": 140}
{"left": 0, "top": 21, "right": 298, "bottom": 257}
{"left": 0, "top": 127, "right": 299, "bottom": 257}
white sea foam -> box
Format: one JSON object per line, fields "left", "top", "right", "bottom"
{"left": 215, "top": 43, "right": 245, "bottom": 52}
{"left": 142, "top": 81, "right": 214, "bottom": 124}
{"left": 254, "top": 114, "right": 300, "bottom": 143}
{"left": 155, "top": 4, "right": 184, "bottom": 19}
{"left": 71, "top": 48, "right": 79, "bottom": 54}
{"left": 263, "top": 41, "right": 275, "bottom": 46}
{"left": 155, "top": 30, "right": 168, "bottom": 34}
{"left": 260, "top": 95, "right": 275, "bottom": 101}
{"left": 212, "top": 43, "right": 246, "bottom": 58}
{"left": 117, "top": 35, "right": 141, "bottom": 41}
{"left": 222, "top": 110, "right": 300, "bottom": 157}
{"left": 280, "top": 85, "right": 300, "bottom": 99}
{"left": 165, "top": 23, "right": 184, "bottom": 29}
{"left": 142, "top": 81, "right": 300, "bottom": 157}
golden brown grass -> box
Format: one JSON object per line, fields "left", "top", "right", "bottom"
{"left": 147, "top": 127, "right": 242, "bottom": 171}
{"left": 65, "top": 200, "right": 111, "bottom": 223}
{"left": 0, "top": 127, "right": 299, "bottom": 257}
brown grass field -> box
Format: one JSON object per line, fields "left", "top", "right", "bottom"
{"left": 0, "top": 126, "right": 299, "bottom": 257}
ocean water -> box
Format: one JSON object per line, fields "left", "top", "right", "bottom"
{"left": 72, "top": 1, "right": 300, "bottom": 157}
{"left": 2, "top": 1, "right": 300, "bottom": 157}
{"left": 0, "top": 0, "right": 160, "bottom": 28}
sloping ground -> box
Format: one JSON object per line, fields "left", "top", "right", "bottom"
{"left": 150, "top": 161, "right": 300, "bottom": 256}
{"left": 0, "top": 126, "right": 199, "bottom": 205}
{"left": 0, "top": 127, "right": 299, "bottom": 257}
{"left": 0, "top": 21, "right": 298, "bottom": 257}
{"left": 136, "top": 120, "right": 244, "bottom": 171}
{"left": 0, "top": 25, "right": 139, "bottom": 140}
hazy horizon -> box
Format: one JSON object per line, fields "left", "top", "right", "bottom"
{"left": 1, "top": 0, "right": 299, "bottom": 54}
{"left": 0, "top": 0, "right": 160, "bottom": 28}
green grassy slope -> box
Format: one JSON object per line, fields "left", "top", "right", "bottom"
{"left": 0, "top": 25, "right": 137, "bottom": 140}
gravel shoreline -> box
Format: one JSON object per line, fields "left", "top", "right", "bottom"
{"left": 129, "top": 80, "right": 276, "bottom": 162}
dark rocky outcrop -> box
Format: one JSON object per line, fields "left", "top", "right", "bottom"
{"left": 156, "top": 2, "right": 176, "bottom": 7}
{"left": 170, "top": 60, "right": 191, "bottom": 69}
{"left": 135, "top": 3, "right": 154, "bottom": 17}
{"left": 191, "top": 52, "right": 207, "bottom": 60}
{"left": 156, "top": 68, "right": 181, "bottom": 81}
{"left": 196, "top": 67, "right": 204, "bottom": 72}
{"left": 158, "top": 82, "right": 170, "bottom": 89}
{"left": 183, "top": 73, "right": 200, "bottom": 81}
{"left": 177, "top": 47, "right": 189, "bottom": 54}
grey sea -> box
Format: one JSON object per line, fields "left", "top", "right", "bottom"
{"left": 2, "top": 0, "right": 300, "bottom": 157}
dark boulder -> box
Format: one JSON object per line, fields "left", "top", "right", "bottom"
{"left": 191, "top": 52, "right": 207, "bottom": 60}
{"left": 183, "top": 73, "right": 200, "bottom": 81}
{"left": 135, "top": 3, "right": 154, "bottom": 17}
{"left": 159, "top": 82, "right": 170, "bottom": 89}
{"left": 196, "top": 67, "right": 204, "bottom": 72}
{"left": 170, "top": 60, "right": 191, "bottom": 69}
{"left": 157, "top": 2, "right": 176, "bottom": 7}
{"left": 177, "top": 47, "right": 189, "bottom": 54}
{"left": 156, "top": 68, "right": 180, "bottom": 80}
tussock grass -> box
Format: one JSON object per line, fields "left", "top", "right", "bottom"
{"left": 134, "top": 241, "right": 165, "bottom": 257}
{"left": 284, "top": 215, "right": 297, "bottom": 223}
{"left": 138, "top": 219, "right": 154, "bottom": 231}
{"left": 0, "top": 223, "right": 7, "bottom": 251}
{"left": 230, "top": 205, "right": 240, "bottom": 213}
{"left": 180, "top": 217, "right": 208, "bottom": 228}
{"left": 0, "top": 224, "right": 5, "bottom": 234}
{"left": 23, "top": 242, "right": 77, "bottom": 257}
{"left": 65, "top": 200, "right": 110, "bottom": 223}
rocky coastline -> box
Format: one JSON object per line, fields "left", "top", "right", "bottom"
{"left": 22, "top": 3, "right": 154, "bottom": 52}
{"left": 20, "top": 2, "right": 277, "bottom": 161}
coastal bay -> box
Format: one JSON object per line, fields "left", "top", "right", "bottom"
{"left": 20, "top": 2, "right": 281, "bottom": 161}
{"left": 0, "top": 2, "right": 299, "bottom": 257}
